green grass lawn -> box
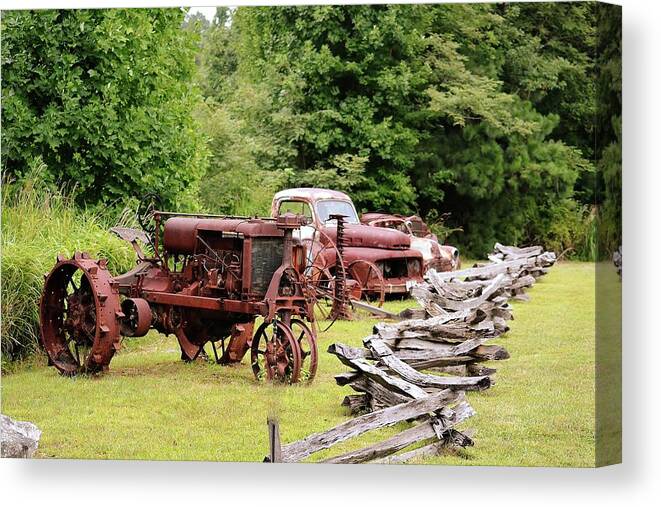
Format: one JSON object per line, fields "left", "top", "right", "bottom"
{"left": 0, "top": 261, "right": 604, "bottom": 466}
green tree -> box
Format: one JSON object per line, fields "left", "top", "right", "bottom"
{"left": 415, "top": 18, "right": 593, "bottom": 255}
{"left": 193, "top": 7, "right": 309, "bottom": 216}
{"left": 1, "top": 9, "right": 208, "bottom": 209}
{"left": 498, "top": 2, "right": 598, "bottom": 205}
{"left": 595, "top": 3, "right": 622, "bottom": 255}
{"left": 232, "top": 5, "right": 433, "bottom": 213}
{"left": 200, "top": 4, "right": 608, "bottom": 257}
{"left": 192, "top": 7, "right": 238, "bottom": 101}
{"left": 429, "top": 3, "right": 597, "bottom": 165}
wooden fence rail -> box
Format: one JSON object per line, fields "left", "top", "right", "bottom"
{"left": 266, "top": 389, "right": 474, "bottom": 463}
{"left": 266, "top": 244, "right": 556, "bottom": 464}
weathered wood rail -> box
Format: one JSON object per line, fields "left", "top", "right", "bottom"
{"left": 266, "top": 244, "right": 556, "bottom": 464}
{"left": 375, "top": 243, "right": 556, "bottom": 383}
{"left": 266, "top": 389, "right": 474, "bottom": 463}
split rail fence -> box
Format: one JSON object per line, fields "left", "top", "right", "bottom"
{"left": 266, "top": 243, "right": 557, "bottom": 464}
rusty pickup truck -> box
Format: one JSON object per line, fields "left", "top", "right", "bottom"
{"left": 271, "top": 188, "right": 436, "bottom": 298}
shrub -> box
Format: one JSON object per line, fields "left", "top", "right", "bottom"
{"left": 1, "top": 9, "right": 208, "bottom": 210}
{"left": 1, "top": 163, "right": 135, "bottom": 361}
{"left": 544, "top": 200, "right": 598, "bottom": 261}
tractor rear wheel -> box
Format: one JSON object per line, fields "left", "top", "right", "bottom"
{"left": 40, "top": 253, "right": 122, "bottom": 375}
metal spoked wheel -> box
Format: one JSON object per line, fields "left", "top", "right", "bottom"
{"left": 347, "top": 259, "right": 386, "bottom": 307}
{"left": 251, "top": 320, "right": 302, "bottom": 383}
{"left": 40, "top": 253, "right": 121, "bottom": 375}
{"left": 289, "top": 319, "right": 318, "bottom": 382}
{"left": 305, "top": 264, "right": 335, "bottom": 321}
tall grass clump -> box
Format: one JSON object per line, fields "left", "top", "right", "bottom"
{"left": 544, "top": 201, "right": 599, "bottom": 261}
{"left": 1, "top": 163, "right": 135, "bottom": 362}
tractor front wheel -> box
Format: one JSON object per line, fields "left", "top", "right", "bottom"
{"left": 251, "top": 320, "right": 302, "bottom": 383}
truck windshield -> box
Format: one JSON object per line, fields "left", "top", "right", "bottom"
{"left": 315, "top": 200, "right": 359, "bottom": 224}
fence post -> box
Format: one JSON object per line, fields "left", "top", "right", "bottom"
{"left": 267, "top": 417, "right": 282, "bottom": 463}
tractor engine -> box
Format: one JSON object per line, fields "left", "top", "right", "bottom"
{"left": 162, "top": 216, "right": 297, "bottom": 299}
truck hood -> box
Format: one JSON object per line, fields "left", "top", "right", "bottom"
{"left": 321, "top": 223, "right": 411, "bottom": 250}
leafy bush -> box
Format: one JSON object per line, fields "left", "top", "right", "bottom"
{"left": 543, "top": 201, "right": 598, "bottom": 261}
{"left": 1, "top": 163, "right": 135, "bottom": 361}
{"left": 1, "top": 9, "right": 208, "bottom": 210}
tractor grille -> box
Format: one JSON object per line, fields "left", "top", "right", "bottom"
{"left": 250, "top": 238, "right": 283, "bottom": 295}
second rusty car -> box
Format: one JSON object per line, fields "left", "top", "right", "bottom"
{"left": 360, "top": 212, "right": 460, "bottom": 272}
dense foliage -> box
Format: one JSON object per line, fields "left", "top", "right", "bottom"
{"left": 1, "top": 9, "right": 208, "bottom": 209}
{"left": 1, "top": 4, "right": 621, "bottom": 259}
{"left": 196, "top": 3, "right": 620, "bottom": 257}
{"left": 1, "top": 162, "right": 135, "bottom": 361}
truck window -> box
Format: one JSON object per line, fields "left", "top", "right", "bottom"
{"left": 278, "top": 200, "right": 313, "bottom": 219}
{"left": 316, "top": 199, "right": 359, "bottom": 224}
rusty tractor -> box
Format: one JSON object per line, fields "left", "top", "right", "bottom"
{"left": 39, "top": 199, "right": 319, "bottom": 383}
